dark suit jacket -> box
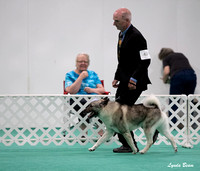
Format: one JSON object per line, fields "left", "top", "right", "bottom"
{"left": 114, "top": 24, "right": 151, "bottom": 90}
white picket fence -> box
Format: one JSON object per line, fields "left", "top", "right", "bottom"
{"left": 0, "top": 94, "right": 199, "bottom": 147}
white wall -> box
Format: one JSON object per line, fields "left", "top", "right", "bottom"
{"left": 0, "top": 0, "right": 199, "bottom": 95}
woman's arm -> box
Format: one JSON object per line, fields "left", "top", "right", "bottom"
{"left": 65, "top": 71, "right": 88, "bottom": 94}
{"left": 84, "top": 84, "right": 105, "bottom": 94}
{"left": 162, "top": 65, "right": 170, "bottom": 83}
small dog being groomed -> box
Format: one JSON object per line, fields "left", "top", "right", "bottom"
{"left": 81, "top": 95, "right": 177, "bottom": 154}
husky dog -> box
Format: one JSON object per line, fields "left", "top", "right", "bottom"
{"left": 81, "top": 95, "right": 177, "bottom": 154}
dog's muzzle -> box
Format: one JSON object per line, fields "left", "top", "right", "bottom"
{"left": 88, "top": 111, "right": 98, "bottom": 119}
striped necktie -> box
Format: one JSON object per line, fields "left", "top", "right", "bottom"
{"left": 118, "top": 33, "right": 123, "bottom": 48}
{"left": 118, "top": 33, "right": 123, "bottom": 60}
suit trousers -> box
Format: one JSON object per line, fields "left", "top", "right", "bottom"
{"left": 115, "top": 83, "right": 143, "bottom": 147}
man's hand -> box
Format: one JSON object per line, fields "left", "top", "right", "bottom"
{"left": 128, "top": 83, "right": 136, "bottom": 90}
{"left": 128, "top": 78, "right": 137, "bottom": 90}
{"left": 112, "top": 80, "right": 119, "bottom": 88}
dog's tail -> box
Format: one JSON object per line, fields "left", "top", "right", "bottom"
{"left": 143, "top": 95, "right": 161, "bottom": 110}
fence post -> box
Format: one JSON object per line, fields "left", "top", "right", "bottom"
{"left": 182, "top": 95, "right": 193, "bottom": 148}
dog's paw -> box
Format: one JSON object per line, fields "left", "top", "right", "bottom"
{"left": 88, "top": 148, "right": 95, "bottom": 152}
{"left": 175, "top": 147, "right": 178, "bottom": 153}
{"left": 139, "top": 150, "right": 145, "bottom": 154}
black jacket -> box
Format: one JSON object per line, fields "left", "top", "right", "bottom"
{"left": 114, "top": 24, "right": 151, "bottom": 90}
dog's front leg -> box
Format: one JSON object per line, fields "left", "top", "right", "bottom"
{"left": 89, "top": 130, "right": 113, "bottom": 152}
{"left": 122, "top": 132, "right": 138, "bottom": 154}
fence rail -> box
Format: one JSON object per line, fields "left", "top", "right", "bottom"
{"left": 0, "top": 94, "right": 199, "bottom": 147}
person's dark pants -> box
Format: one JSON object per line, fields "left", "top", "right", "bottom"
{"left": 115, "top": 85, "right": 143, "bottom": 148}
{"left": 170, "top": 69, "right": 197, "bottom": 96}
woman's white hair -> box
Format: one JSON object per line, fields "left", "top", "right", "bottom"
{"left": 76, "top": 53, "right": 90, "bottom": 64}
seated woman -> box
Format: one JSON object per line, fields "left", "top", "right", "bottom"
{"left": 65, "top": 53, "right": 105, "bottom": 94}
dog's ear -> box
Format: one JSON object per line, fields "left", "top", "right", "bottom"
{"left": 100, "top": 97, "right": 109, "bottom": 106}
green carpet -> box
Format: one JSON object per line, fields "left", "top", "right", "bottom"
{"left": 0, "top": 142, "right": 199, "bottom": 171}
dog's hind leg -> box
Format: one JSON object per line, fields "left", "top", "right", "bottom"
{"left": 140, "top": 128, "right": 154, "bottom": 154}
{"left": 158, "top": 128, "right": 178, "bottom": 153}
{"left": 164, "top": 132, "right": 177, "bottom": 152}
{"left": 157, "top": 115, "right": 178, "bottom": 153}
{"left": 88, "top": 130, "right": 113, "bottom": 152}
{"left": 122, "top": 132, "right": 138, "bottom": 154}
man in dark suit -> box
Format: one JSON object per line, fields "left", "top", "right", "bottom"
{"left": 112, "top": 8, "right": 158, "bottom": 153}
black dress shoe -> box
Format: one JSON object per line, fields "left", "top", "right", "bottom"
{"left": 113, "top": 146, "right": 138, "bottom": 153}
